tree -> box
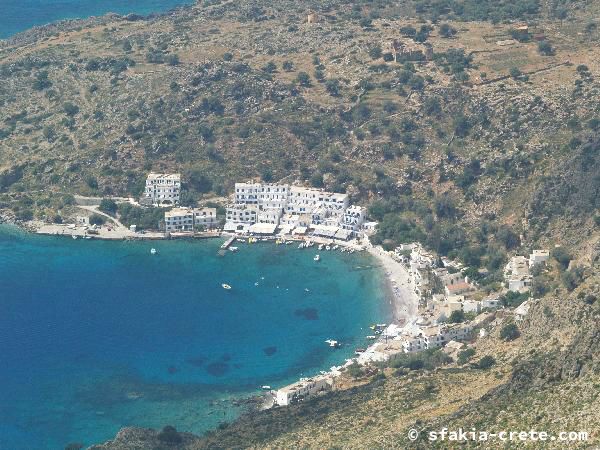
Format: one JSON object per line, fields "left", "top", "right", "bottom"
{"left": 439, "top": 23, "right": 456, "bottom": 38}
{"left": 222, "top": 52, "right": 233, "bottom": 61}
{"left": 552, "top": 247, "right": 571, "bottom": 270}
{"left": 63, "top": 102, "right": 80, "bottom": 116}
{"left": 33, "top": 71, "right": 52, "bottom": 91}
{"left": 282, "top": 60, "right": 294, "bottom": 71}
{"left": 89, "top": 214, "right": 106, "bottom": 226}
{"left": 447, "top": 309, "right": 465, "bottom": 323}
{"left": 325, "top": 79, "right": 341, "bottom": 96}
{"left": 457, "top": 348, "right": 475, "bottom": 365}
{"left": 166, "top": 54, "right": 180, "bottom": 66}
{"left": 99, "top": 198, "right": 118, "bottom": 215}
{"left": 262, "top": 61, "right": 277, "bottom": 73}
{"left": 475, "top": 355, "right": 496, "bottom": 369}
{"left": 509, "top": 67, "right": 523, "bottom": 80}
{"left": 537, "top": 41, "right": 554, "bottom": 56}
{"left": 369, "top": 45, "right": 383, "bottom": 60}
{"left": 296, "top": 72, "right": 311, "bottom": 87}
{"left": 400, "top": 26, "right": 416, "bottom": 37}
{"left": 496, "top": 225, "right": 519, "bottom": 250}
{"left": 500, "top": 323, "right": 520, "bottom": 341}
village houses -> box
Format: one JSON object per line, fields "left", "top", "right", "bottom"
{"left": 142, "top": 173, "right": 181, "bottom": 206}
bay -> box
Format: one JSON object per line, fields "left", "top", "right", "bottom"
{"left": 0, "top": 226, "right": 389, "bottom": 449}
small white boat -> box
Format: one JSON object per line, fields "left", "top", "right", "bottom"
{"left": 150, "top": 248, "right": 157, "bottom": 255}
{"left": 72, "top": 235, "right": 78, "bottom": 240}
{"left": 229, "top": 247, "right": 239, "bottom": 252}
{"left": 325, "top": 339, "right": 341, "bottom": 348}
{"left": 298, "top": 243, "right": 304, "bottom": 249}
{"left": 222, "top": 283, "right": 232, "bottom": 290}
{"left": 325, "top": 246, "right": 331, "bottom": 251}
{"left": 318, "top": 244, "right": 324, "bottom": 251}
{"left": 314, "top": 254, "right": 320, "bottom": 262}
{"left": 366, "top": 335, "right": 377, "bottom": 340}
{"left": 333, "top": 245, "right": 339, "bottom": 250}
{"left": 261, "top": 385, "right": 271, "bottom": 390}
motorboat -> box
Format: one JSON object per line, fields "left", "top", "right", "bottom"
{"left": 318, "top": 244, "right": 324, "bottom": 251}
{"left": 325, "top": 246, "right": 331, "bottom": 251}
{"left": 314, "top": 254, "right": 320, "bottom": 262}
{"left": 366, "top": 335, "right": 377, "bottom": 340}
{"left": 222, "top": 283, "right": 232, "bottom": 290}
{"left": 325, "top": 339, "right": 341, "bottom": 348}
{"left": 150, "top": 248, "right": 157, "bottom": 255}
{"left": 261, "top": 385, "right": 271, "bottom": 390}
{"left": 229, "top": 247, "right": 239, "bottom": 252}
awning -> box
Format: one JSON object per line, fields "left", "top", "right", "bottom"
{"left": 249, "top": 223, "right": 277, "bottom": 235}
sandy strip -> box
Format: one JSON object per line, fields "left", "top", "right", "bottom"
{"left": 366, "top": 245, "right": 420, "bottom": 325}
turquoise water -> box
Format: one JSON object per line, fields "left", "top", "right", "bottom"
{"left": 1, "top": 0, "right": 193, "bottom": 39}
{"left": 0, "top": 226, "right": 389, "bottom": 449}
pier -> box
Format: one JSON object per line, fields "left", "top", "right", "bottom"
{"left": 221, "top": 236, "right": 236, "bottom": 250}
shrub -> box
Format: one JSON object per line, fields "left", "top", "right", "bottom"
{"left": 346, "top": 361, "right": 364, "bottom": 378}
{"left": 474, "top": 355, "right": 496, "bottom": 369}
{"left": 296, "top": 72, "right": 311, "bottom": 87}
{"left": 447, "top": 309, "right": 465, "bottom": 323}
{"left": 63, "top": 102, "right": 80, "bottom": 116}
{"left": 457, "top": 348, "right": 475, "bottom": 365}
{"left": 500, "top": 323, "right": 520, "bottom": 341}
{"left": 552, "top": 247, "right": 571, "bottom": 270}
{"left": 99, "top": 198, "right": 118, "bottom": 215}
{"left": 538, "top": 41, "right": 554, "bottom": 56}
{"left": 89, "top": 214, "right": 106, "bottom": 226}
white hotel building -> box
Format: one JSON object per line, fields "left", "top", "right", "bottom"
{"left": 143, "top": 173, "right": 181, "bottom": 206}
{"left": 165, "top": 207, "right": 217, "bottom": 232}
{"left": 225, "top": 182, "right": 367, "bottom": 237}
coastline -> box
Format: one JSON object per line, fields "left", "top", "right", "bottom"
{"left": 365, "top": 244, "right": 420, "bottom": 326}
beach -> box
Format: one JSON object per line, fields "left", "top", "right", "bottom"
{"left": 366, "top": 245, "right": 420, "bottom": 325}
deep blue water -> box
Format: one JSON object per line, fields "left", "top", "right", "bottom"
{"left": 0, "top": 226, "right": 389, "bottom": 449}
{"left": 1, "top": 0, "right": 193, "bottom": 39}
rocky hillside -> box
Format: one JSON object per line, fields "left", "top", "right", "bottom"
{"left": 2, "top": 0, "right": 600, "bottom": 447}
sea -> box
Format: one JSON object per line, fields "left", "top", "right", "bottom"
{"left": 1, "top": 0, "right": 194, "bottom": 39}
{"left": 0, "top": 225, "right": 389, "bottom": 449}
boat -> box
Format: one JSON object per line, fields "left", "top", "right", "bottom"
{"left": 325, "top": 339, "right": 341, "bottom": 348}
{"left": 314, "top": 254, "right": 320, "bottom": 262}
{"left": 355, "top": 348, "right": 366, "bottom": 355}
{"left": 333, "top": 245, "right": 339, "bottom": 250}
{"left": 366, "top": 335, "right": 377, "bottom": 340}
{"left": 72, "top": 235, "right": 78, "bottom": 240}
{"left": 222, "top": 283, "right": 232, "bottom": 290}
{"left": 150, "top": 248, "right": 157, "bottom": 255}
{"left": 325, "top": 246, "right": 331, "bottom": 251}
{"left": 236, "top": 238, "right": 246, "bottom": 243}
{"left": 261, "top": 385, "right": 271, "bottom": 390}
{"left": 298, "top": 243, "right": 304, "bottom": 249}
{"left": 318, "top": 244, "right": 324, "bottom": 250}
{"left": 229, "top": 246, "right": 239, "bottom": 252}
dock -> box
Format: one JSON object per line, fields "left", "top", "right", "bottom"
{"left": 221, "top": 236, "right": 236, "bottom": 250}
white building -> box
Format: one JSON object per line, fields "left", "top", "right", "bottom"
{"left": 165, "top": 208, "right": 194, "bottom": 232}
{"left": 505, "top": 255, "right": 532, "bottom": 292}
{"left": 275, "top": 376, "right": 332, "bottom": 406}
{"left": 226, "top": 204, "right": 258, "bottom": 225}
{"left": 143, "top": 173, "right": 181, "bottom": 206}
{"left": 165, "top": 207, "right": 218, "bottom": 232}
{"left": 529, "top": 249, "right": 549, "bottom": 267}
{"left": 341, "top": 205, "right": 366, "bottom": 232}
{"left": 225, "top": 181, "right": 366, "bottom": 236}
{"left": 194, "top": 208, "right": 218, "bottom": 229}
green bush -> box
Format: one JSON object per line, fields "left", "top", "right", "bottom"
{"left": 99, "top": 198, "right": 118, "bottom": 215}
{"left": 89, "top": 214, "right": 106, "bottom": 226}
{"left": 500, "top": 323, "right": 520, "bottom": 341}
{"left": 474, "top": 355, "right": 496, "bottom": 370}
{"left": 457, "top": 348, "right": 476, "bottom": 365}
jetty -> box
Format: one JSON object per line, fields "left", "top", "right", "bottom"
{"left": 221, "top": 236, "right": 236, "bottom": 250}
